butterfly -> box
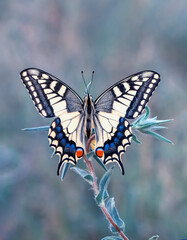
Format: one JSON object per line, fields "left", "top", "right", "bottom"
{"left": 20, "top": 68, "right": 160, "bottom": 175}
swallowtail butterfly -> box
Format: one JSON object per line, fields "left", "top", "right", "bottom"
{"left": 20, "top": 68, "right": 160, "bottom": 175}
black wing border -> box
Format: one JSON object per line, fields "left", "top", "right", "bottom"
{"left": 94, "top": 70, "right": 160, "bottom": 105}
{"left": 20, "top": 67, "right": 84, "bottom": 105}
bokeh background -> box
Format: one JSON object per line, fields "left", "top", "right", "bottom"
{"left": 0, "top": 1, "right": 187, "bottom": 240}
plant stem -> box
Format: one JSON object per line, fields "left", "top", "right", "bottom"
{"left": 83, "top": 135, "right": 129, "bottom": 240}
{"left": 83, "top": 154, "right": 99, "bottom": 195}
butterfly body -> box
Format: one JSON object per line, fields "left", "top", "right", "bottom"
{"left": 20, "top": 68, "right": 160, "bottom": 175}
{"left": 84, "top": 94, "right": 94, "bottom": 139}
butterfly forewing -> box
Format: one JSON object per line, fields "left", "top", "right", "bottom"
{"left": 20, "top": 68, "right": 83, "bottom": 118}
{"left": 95, "top": 71, "right": 160, "bottom": 118}
{"left": 94, "top": 71, "right": 160, "bottom": 173}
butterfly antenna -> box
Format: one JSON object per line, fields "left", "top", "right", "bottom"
{"left": 88, "top": 71, "right": 95, "bottom": 94}
{"left": 81, "top": 71, "right": 87, "bottom": 89}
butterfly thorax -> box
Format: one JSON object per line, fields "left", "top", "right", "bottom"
{"left": 84, "top": 94, "right": 94, "bottom": 139}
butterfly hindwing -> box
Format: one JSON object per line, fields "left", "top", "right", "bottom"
{"left": 48, "top": 112, "right": 85, "bottom": 175}
{"left": 20, "top": 68, "right": 83, "bottom": 118}
{"left": 94, "top": 114, "right": 132, "bottom": 174}
{"left": 94, "top": 71, "right": 160, "bottom": 173}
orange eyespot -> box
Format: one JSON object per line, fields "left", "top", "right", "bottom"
{"left": 96, "top": 148, "right": 104, "bottom": 158}
{"left": 76, "top": 148, "right": 84, "bottom": 158}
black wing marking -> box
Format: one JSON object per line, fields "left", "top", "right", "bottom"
{"left": 20, "top": 68, "right": 83, "bottom": 118}
{"left": 94, "top": 71, "right": 160, "bottom": 119}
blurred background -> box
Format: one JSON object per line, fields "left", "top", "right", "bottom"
{"left": 0, "top": 1, "right": 187, "bottom": 239}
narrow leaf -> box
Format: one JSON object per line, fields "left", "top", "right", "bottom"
{"left": 22, "top": 126, "right": 50, "bottom": 131}
{"left": 103, "top": 188, "right": 109, "bottom": 201}
{"left": 86, "top": 151, "right": 94, "bottom": 159}
{"left": 131, "top": 113, "right": 145, "bottom": 126}
{"left": 131, "top": 106, "right": 173, "bottom": 144}
{"left": 101, "top": 236, "right": 123, "bottom": 240}
{"left": 96, "top": 166, "right": 114, "bottom": 205}
{"left": 60, "top": 162, "right": 70, "bottom": 181}
{"left": 142, "top": 106, "right": 150, "bottom": 120}
{"left": 106, "top": 198, "right": 125, "bottom": 233}
{"left": 151, "top": 126, "right": 167, "bottom": 130}
{"left": 71, "top": 167, "right": 93, "bottom": 184}
{"left": 132, "top": 134, "right": 141, "bottom": 144}
{"left": 93, "top": 154, "right": 108, "bottom": 171}
{"left": 145, "top": 131, "right": 173, "bottom": 144}
{"left": 84, "top": 81, "right": 92, "bottom": 95}
{"left": 153, "top": 119, "right": 173, "bottom": 124}
{"left": 148, "top": 235, "right": 159, "bottom": 240}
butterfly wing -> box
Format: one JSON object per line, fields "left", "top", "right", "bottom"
{"left": 20, "top": 68, "right": 83, "bottom": 117}
{"left": 20, "top": 68, "right": 85, "bottom": 175}
{"left": 48, "top": 112, "right": 85, "bottom": 175}
{"left": 94, "top": 71, "right": 160, "bottom": 174}
{"left": 93, "top": 113, "right": 132, "bottom": 174}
